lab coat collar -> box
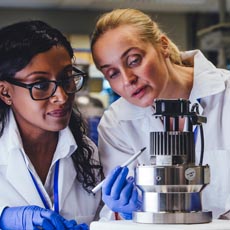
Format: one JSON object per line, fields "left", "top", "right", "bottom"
{"left": 7, "top": 148, "right": 45, "bottom": 207}
{"left": 3, "top": 111, "right": 44, "bottom": 206}
{"left": 58, "top": 157, "right": 77, "bottom": 210}
{"left": 7, "top": 110, "right": 77, "bottom": 165}
{"left": 6, "top": 149, "right": 78, "bottom": 210}
{"left": 182, "top": 50, "right": 226, "bottom": 101}
{"left": 52, "top": 127, "right": 77, "bottom": 165}
{"left": 53, "top": 128, "right": 78, "bottom": 210}
{"left": 185, "top": 50, "right": 227, "bottom": 116}
{"left": 5, "top": 110, "right": 78, "bottom": 209}
{"left": 7, "top": 110, "right": 25, "bottom": 153}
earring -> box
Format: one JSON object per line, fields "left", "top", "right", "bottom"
{"left": 7, "top": 100, "right": 12, "bottom": 105}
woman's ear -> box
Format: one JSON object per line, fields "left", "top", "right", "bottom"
{"left": 0, "top": 83, "right": 12, "bottom": 105}
{"left": 160, "top": 35, "right": 170, "bottom": 58}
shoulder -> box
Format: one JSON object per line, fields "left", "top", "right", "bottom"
{"left": 101, "top": 97, "right": 151, "bottom": 123}
{"left": 218, "top": 68, "right": 230, "bottom": 82}
{"left": 0, "top": 110, "right": 22, "bottom": 158}
{"left": 104, "top": 97, "right": 135, "bottom": 116}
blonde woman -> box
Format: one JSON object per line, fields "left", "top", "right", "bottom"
{"left": 91, "top": 8, "right": 230, "bottom": 219}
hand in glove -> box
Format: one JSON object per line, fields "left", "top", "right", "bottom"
{"left": 102, "top": 166, "right": 142, "bottom": 220}
{"left": 190, "top": 192, "right": 202, "bottom": 211}
{"left": 63, "top": 220, "right": 89, "bottom": 230}
{"left": 0, "top": 205, "right": 72, "bottom": 230}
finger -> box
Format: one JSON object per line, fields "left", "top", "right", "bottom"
{"left": 74, "top": 223, "right": 89, "bottom": 230}
{"left": 33, "top": 218, "right": 55, "bottom": 230}
{"left": 32, "top": 209, "right": 56, "bottom": 230}
{"left": 119, "top": 176, "right": 135, "bottom": 205}
{"left": 40, "top": 210, "right": 65, "bottom": 230}
{"left": 102, "top": 166, "right": 122, "bottom": 195}
{"left": 34, "top": 226, "right": 43, "bottom": 230}
{"left": 110, "top": 167, "right": 129, "bottom": 199}
{"left": 63, "top": 219, "right": 78, "bottom": 228}
{"left": 129, "top": 187, "right": 142, "bottom": 210}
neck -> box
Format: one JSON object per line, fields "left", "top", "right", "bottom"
{"left": 160, "top": 64, "right": 194, "bottom": 100}
{"left": 22, "top": 131, "right": 59, "bottom": 184}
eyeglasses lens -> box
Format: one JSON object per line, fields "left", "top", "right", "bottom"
{"left": 63, "top": 76, "right": 77, "bottom": 93}
{"left": 31, "top": 75, "right": 84, "bottom": 100}
{"left": 32, "top": 82, "right": 56, "bottom": 100}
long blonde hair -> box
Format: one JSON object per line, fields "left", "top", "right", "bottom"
{"left": 91, "top": 8, "right": 183, "bottom": 65}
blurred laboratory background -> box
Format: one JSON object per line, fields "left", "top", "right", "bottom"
{"left": 1, "top": 0, "right": 229, "bottom": 144}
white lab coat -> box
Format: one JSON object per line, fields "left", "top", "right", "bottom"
{"left": 0, "top": 110, "right": 101, "bottom": 225}
{"left": 98, "top": 50, "right": 230, "bottom": 218}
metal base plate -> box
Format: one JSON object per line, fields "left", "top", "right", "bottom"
{"left": 133, "top": 211, "right": 212, "bottom": 224}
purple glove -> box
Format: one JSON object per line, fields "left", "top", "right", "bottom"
{"left": 102, "top": 166, "right": 142, "bottom": 220}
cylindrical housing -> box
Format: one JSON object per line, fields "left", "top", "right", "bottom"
{"left": 150, "top": 131, "right": 195, "bottom": 165}
{"left": 142, "top": 192, "right": 200, "bottom": 212}
{"left": 135, "top": 164, "right": 210, "bottom": 212}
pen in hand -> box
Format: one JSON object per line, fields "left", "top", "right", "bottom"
{"left": 91, "top": 147, "right": 146, "bottom": 194}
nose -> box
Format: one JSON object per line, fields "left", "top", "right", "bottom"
{"left": 121, "top": 69, "right": 138, "bottom": 86}
{"left": 50, "top": 85, "right": 68, "bottom": 103}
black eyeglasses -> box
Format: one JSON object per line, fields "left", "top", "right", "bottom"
{"left": 5, "top": 67, "right": 86, "bottom": 100}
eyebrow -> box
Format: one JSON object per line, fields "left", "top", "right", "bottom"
{"left": 24, "top": 71, "right": 49, "bottom": 78}
{"left": 23, "top": 65, "right": 73, "bottom": 78}
{"left": 100, "top": 47, "right": 135, "bottom": 71}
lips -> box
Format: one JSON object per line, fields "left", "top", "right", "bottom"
{"left": 48, "top": 108, "right": 69, "bottom": 117}
{"left": 131, "top": 85, "right": 146, "bottom": 97}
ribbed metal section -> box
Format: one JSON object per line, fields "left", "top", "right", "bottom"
{"left": 150, "top": 131, "right": 195, "bottom": 161}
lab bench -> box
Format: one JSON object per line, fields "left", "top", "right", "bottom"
{"left": 90, "top": 219, "right": 230, "bottom": 230}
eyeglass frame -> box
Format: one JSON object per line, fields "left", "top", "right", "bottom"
{"left": 3, "top": 66, "right": 86, "bottom": 101}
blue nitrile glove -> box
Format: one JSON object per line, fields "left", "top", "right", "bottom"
{"left": 190, "top": 192, "right": 202, "bottom": 211}
{"left": 63, "top": 219, "right": 89, "bottom": 230}
{"left": 63, "top": 219, "right": 78, "bottom": 229}
{"left": 70, "top": 223, "right": 88, "bottom": 230}
{"left": 102, "top": 166, "right": 142, "bottom": 220}
{"left": 0, "top": 205, "right": 68, "bottom": 230}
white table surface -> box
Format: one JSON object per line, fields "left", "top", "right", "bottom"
{"left": 90, "top": 219, "right": 230, "bottom": 230}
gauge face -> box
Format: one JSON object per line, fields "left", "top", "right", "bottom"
{"left": 185, "top": 168, "right": 196, "bottom": 181}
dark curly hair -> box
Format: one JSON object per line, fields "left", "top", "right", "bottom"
{"left": 0, "top": 20, "right": 103, "bottom": 193}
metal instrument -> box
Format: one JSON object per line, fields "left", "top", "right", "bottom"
{"left": 133, "top": 99, "right": 212, "bottom": 224}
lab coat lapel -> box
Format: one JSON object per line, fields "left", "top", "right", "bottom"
{"left": 6, "top": 149, "right": 44, "bottom": 207}
{"left": 58, "top": 157, "right": 76, "bottom": 210}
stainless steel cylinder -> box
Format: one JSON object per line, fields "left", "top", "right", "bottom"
{"left": 133, "top": 164, "right": 212, "bottom": 224}
{"left": 133, "top": 211, "right": 212, "bottom": 224}
{"left": 135, "top": 165, "right": 210, "bottom": 192}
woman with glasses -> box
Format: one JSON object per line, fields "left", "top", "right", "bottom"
{"left": 0, "top": 20, "right": 103, "bottom": 230}
{"left": 90, "top": 8, "right": 230, "bottom": 220}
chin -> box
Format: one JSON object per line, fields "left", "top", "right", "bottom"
{"left": 51, "top": 125, "right": 68, "bottom": 132}
{"left": 50, "top": 121, "right": 69, "bottom": 132}
{"left": 136, "top": 99, "right": 154, "bottom": 108}
{"left": 131, "top": 102, "right": 151, "bottom": 108}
